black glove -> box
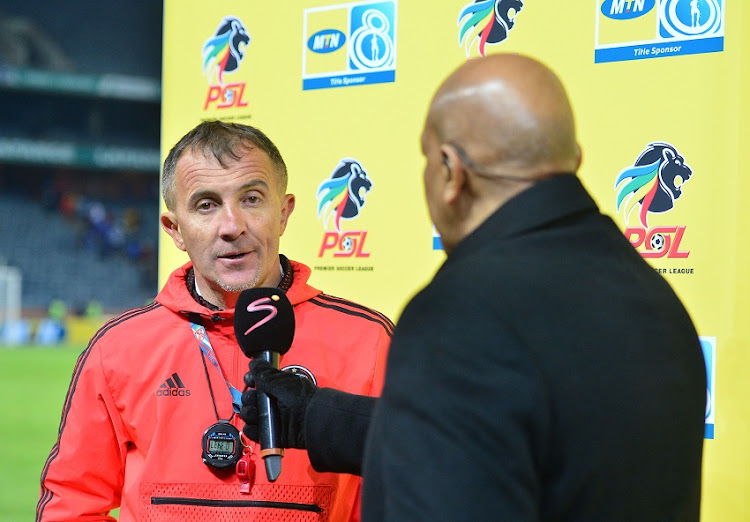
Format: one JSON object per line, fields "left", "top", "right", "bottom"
{"left": 240, "top": 358, "right": 317, "bottom": 449}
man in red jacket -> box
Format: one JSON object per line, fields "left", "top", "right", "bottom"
{"left": 37, "top": 120, "right": 392, "bottom": 521}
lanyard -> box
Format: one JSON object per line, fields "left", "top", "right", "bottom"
{"left": 190, "top": 321, "right": 243, "bottom": 414}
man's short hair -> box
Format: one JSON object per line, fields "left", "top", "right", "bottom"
{"left": 162, "top": 120, "right": 288, "bottom": 210}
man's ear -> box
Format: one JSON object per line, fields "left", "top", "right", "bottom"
{"left": 440, "top": 144, "right": 465, "bottom": 205}
{"left": 574, "top": 143, "right": 583, "bottom": 171}
{"left": 279, "top": 194, "right": 295, "bottom": 236}
{"left": 160, "top": 212, "right": 186, "bottom": 252}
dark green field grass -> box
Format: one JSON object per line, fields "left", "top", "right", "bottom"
{"left": 0, "top": 345, "right": 83, "bottom": 520}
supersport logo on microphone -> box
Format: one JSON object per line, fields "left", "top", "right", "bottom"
{"left": 241, "top": 295, "right": 281, "bottom": 336}
{"left": 234, "top": 288, "right": 295, "bottom": 357}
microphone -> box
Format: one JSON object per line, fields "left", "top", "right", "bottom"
{"left": 234, "top": 287, "right": 295, "bottom": 482}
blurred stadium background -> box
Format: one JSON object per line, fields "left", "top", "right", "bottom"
{"left": 0, "top": 0, "right": 162, "bottom": 344}
{"left": 0, "top": 1, "right": 162, "bottom": 518}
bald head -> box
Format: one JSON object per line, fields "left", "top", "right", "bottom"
{"left": 427, "top": 54, "right": 580, "bottom": 179}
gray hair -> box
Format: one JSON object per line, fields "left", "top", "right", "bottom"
{"left": 162, "top": 120, "right": 288, "bottom": 210}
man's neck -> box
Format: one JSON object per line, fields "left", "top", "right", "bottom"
{"left": 193, "top": 278, "right": 233, "bottom": 310}
{"left": 192, "top": 265, "right": 285, "bottom": 311}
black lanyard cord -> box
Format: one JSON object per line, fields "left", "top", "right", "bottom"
{"left": 199, "top": 344, "right": 233, "bottom": 423}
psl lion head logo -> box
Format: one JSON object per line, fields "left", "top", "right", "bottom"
{"left": 458, "top": 0, "right": 524, "bottom": 57}
{"left": 317, "top": 159, "right": 373, "bottom": 232}
{"left": 615, "top": 142, "right": 693, "bottom": 227}
{"left": 202, "top": 17, "right": 251, "bottom": 85}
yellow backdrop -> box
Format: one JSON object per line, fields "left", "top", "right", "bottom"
{"left": 161, "top": 2, "right": 749, "bottom": 519}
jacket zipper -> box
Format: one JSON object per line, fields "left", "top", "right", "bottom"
{"left": 151, "top": 496, "right": 322, "bottom": 513}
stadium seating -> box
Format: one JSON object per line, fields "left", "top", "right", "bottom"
{"left": 0, "top": 192, "right": 157, "bottom": 313}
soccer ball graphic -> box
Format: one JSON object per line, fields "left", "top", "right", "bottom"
{"left": 341, "top": 236, "right": 353, "bottom": 252}
{"left": 650, "top": 233, "right": 665, "bottom": 251}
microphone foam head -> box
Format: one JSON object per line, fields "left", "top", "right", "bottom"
{"left": 234, "top": 287, "right": 295, "bottom": 357}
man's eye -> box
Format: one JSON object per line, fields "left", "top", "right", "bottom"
{"left": 198, "top": 201, "right": 213, "bottom": 210}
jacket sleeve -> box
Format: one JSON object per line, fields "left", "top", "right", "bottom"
{"left": 37, "top": 340, "right": 130, "bottom": 521}
{"left": 305, "top": 388, "right": 377, "bottom": 475}
{"left": 305, "top": 316, "right": 390, "bottom": 476}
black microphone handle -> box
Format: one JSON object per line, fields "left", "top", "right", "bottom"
{"left": 256, "top": 350, "right": 283, "bottom": 481}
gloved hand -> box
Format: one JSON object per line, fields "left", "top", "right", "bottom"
{"left": 240, "top": 358, "right": 317, "bottom": 449}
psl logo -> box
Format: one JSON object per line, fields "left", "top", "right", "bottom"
{"left": 458, "top": 0, "right": 524, "bottom": 57}
{"left": 614, "top": 142, "right": 693, "bottom": 258}
{"left": 202, "top": 16, "right": 251, "bottom": 110}
{"left": 316, "top": 159, "right": 373, "bottom": 258}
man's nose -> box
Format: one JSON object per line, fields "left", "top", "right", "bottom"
{"left": 218, "top": 204, "right": 244, "bottom": 239}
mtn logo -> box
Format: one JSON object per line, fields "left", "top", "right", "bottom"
{"left": 601, "top": 0, "right": 655, "bottom": 20}
{"left": 307, "top": 29, "right": 346, "bottom": 54}
{"left": 156, "top": 372, "right": 192, "bottom": 397}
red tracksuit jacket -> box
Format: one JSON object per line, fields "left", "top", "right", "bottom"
{"left": 37, "top": 259, "right": 392, "bottom": 521}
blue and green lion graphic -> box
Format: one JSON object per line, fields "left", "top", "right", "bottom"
{"left": 317, "top": 159, "right": 373, "bottom": 232}
{"left": 615, "top": 142, "right": 693, "bottom": 227}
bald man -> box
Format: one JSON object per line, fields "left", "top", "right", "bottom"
{"left": 362, "top": 53, "right": 705, "bottom": 521}
{"left": 241, "top": 54, "right": 706, "bottom": 520}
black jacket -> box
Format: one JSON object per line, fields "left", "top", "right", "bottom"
{"left": 362, "top": 175, "right": 706, "bottom": 521}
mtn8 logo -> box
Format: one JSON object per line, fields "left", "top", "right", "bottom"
{"left": 349, "top": 4, "right": 395, "bottom": 70}
{"left": 659, "top": 0, "right": 722, "bottom": 38}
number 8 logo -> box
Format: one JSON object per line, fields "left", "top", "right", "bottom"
{"left": 350, "top": 9, "right": 394, "bottom": 70}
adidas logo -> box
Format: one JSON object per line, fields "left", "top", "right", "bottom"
{"left": 156, "top": 372, "right": 192, "bottom": 397}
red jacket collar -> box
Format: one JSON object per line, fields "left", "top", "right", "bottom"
{"left": 155, "top": 258, "right": 322, "bottom": 318}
